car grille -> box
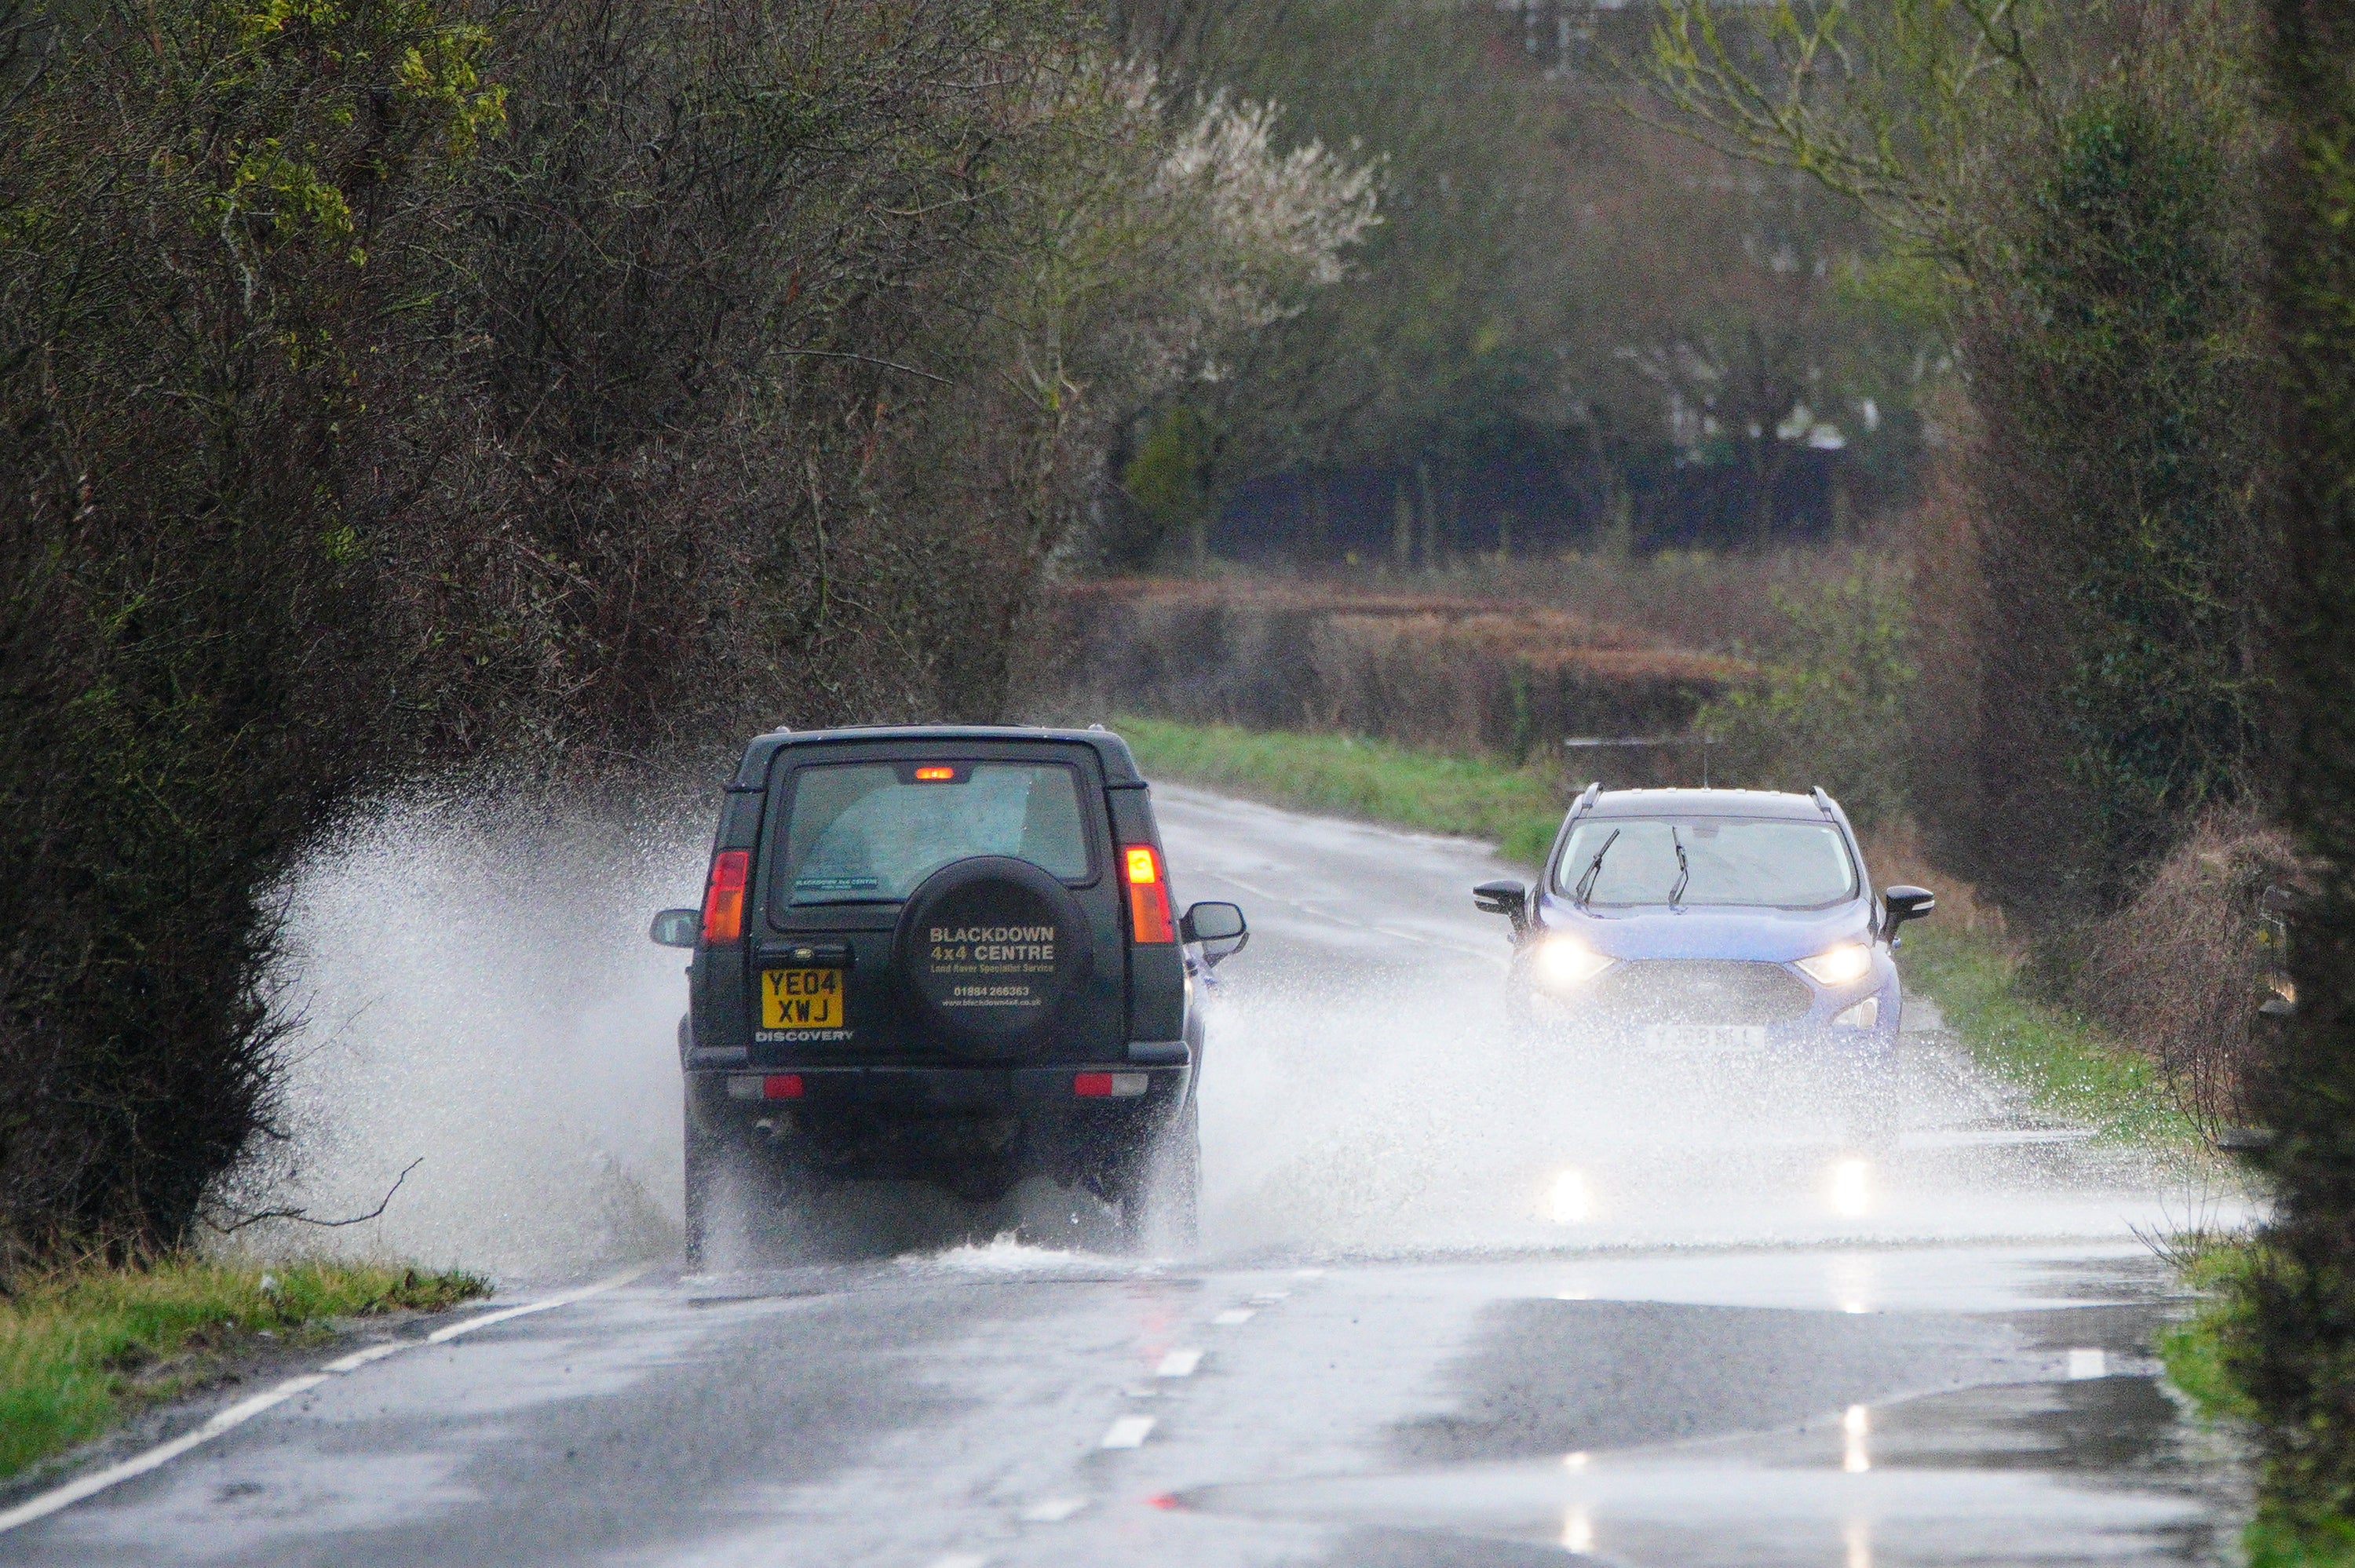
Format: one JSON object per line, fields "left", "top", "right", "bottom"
{"left": 1583, "top": 960, "right": 1814, "bottom": 1026}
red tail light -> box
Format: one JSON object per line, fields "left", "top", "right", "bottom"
{"left": 1124, "top": 844, "right": 1175, "bottom": 943}
{"left": 700, "top": 849, "right": 749, "bottom": 944}
{"left": 762, "top": 1074, "right": 804, "bottom": 1100}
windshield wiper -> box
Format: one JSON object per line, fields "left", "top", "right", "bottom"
{"left": 1670, "top": 826, "right": 1691, "bottom": 908}
{"left": 1573, "top": 829, "right": 1620, "bottom": 906}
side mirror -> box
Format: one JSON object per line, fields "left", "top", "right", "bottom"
{"left": 1473, "top": 879, "right": 1529, "bottom": 936}
{"left": 1882, "top": 886, "right": 1935, "bottom": 933}
{"left": 650, "top": 908, "right": 701, "bottom": 948}
{"left": 1181, "top": 901, "right": 1250, "bottom": 967}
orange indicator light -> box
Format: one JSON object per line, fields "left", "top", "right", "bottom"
{"left": 699, "top": 850, "right": 749, "bottom": 945}
{"left": 1124, "top": 844, "right": 1175, "bottom": 943}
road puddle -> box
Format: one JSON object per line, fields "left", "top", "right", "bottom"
{"left": 1170, "top": 1371, "right": 2240, "bottom": 1565}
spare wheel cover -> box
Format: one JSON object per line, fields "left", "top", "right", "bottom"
{"left": 896, "top": 856, "right": 1093, "bottom": 1056}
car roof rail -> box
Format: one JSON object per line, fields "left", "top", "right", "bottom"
{"left": 1810, "top": 786, "right": 1835, "bottom": 817}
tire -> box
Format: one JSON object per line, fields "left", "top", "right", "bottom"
{"left": 895, "top": 855, "right": 1093, "bottom": 1059}
{"left": 685, "top": 1107, "right": 806, "bottom": 1268}
{"left": 1163, "top": 1097, "right": 1202, "bottom": 1251}
{"left": 682, "top": 1103, "right": 723, "bottom": 1271}
{"left": 1112, "top": 1098, "right": 1200, "bottom": 1255}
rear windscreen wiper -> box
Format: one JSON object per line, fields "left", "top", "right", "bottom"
{"left": 1573, "top": 829, "right": 1620, "bottom": 906}
{"left": 1670, "top": 826, "right": 1690, "bottom": 908}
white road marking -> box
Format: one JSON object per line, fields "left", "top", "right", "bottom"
{"left": 0, "top": 1264, "right": 648, "bottom": 1537}
{"left": 1019, "top": 1498, "right": 1087, "bottom": 1522}
{"left": 1100, "top": 1415, "right": 1156, "bottom": 1449}
{"left": 2067, "top": 1347, "right": 2107, "bottom": 1379}
{"left": 1155, "top": 1348, "right": 1203, "bottom": 1378}
{"left": 928, "top": 1555, "right": 990, "bottom": 1568}
{"left": 319, "top": 1341, "right": 409, "bottom": 1374}
{"left": 1248, "top": 1290, "right": 1291, "bottom": 1303}
{"left": 1211, "top": 1308, "right": 1254, "bottom": 1326}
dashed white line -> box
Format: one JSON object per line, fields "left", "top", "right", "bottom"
{"left": 1211, "top": 1307, "right": 1254, "bottom": 1326}
{"left": 1019, "top": 1497, "right": 1088, "bottom": 1522}
{"left": 927, "top": 1554, "right": 991, "bottom": 1568}
{"left": 2067, "top": 1347, "right": 2107, "bottom": 1380}
{"left": 0, "top": 1264, "right": 647, "bottom": 1537}
{"left": 1100, "top": 1415, "right": 1157, "bottom": 1449}
{"left": 1155, "top": 1347, "right": 1203, "bottom": 1378}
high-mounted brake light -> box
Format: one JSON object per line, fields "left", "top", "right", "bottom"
{"left": 700, "top": 849, "right": 750, "bottom": 944}
{"left": 914, "top": 765, "right": 955, "bottom": 782}
{"left": 1124, "top": 844, "right": 1175, "bottom": 943}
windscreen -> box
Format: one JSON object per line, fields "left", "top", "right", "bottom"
{"left": 778, "top": 761, "right": 1091, "bottom": 904}
{"left": 1552, "top": 817, "right": 1857, "bottom": 909}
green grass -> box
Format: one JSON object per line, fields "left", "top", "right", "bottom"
{"left": 1893, "top": 922, "right": 2199, "bottom": 1147}
{"left": 1, "top": 1256, "right": 487, "bottom": 1482}
{"left": 1113, "top": 714, "right": 1565, "bottom": 863}
{"left": 2156, "top": 1242, "right": 2355, "bottom": 1568}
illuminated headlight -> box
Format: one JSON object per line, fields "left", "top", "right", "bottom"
{"left": 1832, "top": 996, "right": 1880, "bottom": 1029}
{"left": 1534, "top": 935, "right": 1615, "bottom": 990}
{"left": 1795, "top": 943, "right": 1873, "bottom": 986}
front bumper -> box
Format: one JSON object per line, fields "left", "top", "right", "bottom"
{"left": 1510, "top": 952, "right": 1900, "bottom": 1052}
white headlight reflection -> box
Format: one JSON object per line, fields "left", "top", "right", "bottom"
{"left": 1796, "top": 942, "right": 1873, "bottom": 986}
{"left": 1534, "top": 935, "right": 1615, "bottom": 990}
{"left": 1561, "top": 1504, "right": 1596, "bottom": 1554}
{"left": 1549, "top": 1169, "right": 1592, "bottom": 1223}
{"left": 1830, "top": 1156, "right": 1871, "bottom": 1217}
{"left": 1842, "top": 1404, "right": 1871, "bottom": 1473}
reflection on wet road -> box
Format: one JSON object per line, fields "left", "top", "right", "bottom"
{"left": 0, "top": 787, "right": 2255, "bottom": 1566}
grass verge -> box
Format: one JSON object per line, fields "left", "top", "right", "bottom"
{"left": 1892, "top": 922, "right": 2198, "bottom": 1146}
{"left": 1112, "top": 714, "right": 1565, "bottom": 862}
{"left": 1, "top": 1256, "right": 487, "bottom": 1483}
{"left": 2156, "top": 1241, "right": 2355, "bottom": 1568}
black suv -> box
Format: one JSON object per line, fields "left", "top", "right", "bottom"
{"left": 651, "top": 725, "right": 1247, "bottom": 1263}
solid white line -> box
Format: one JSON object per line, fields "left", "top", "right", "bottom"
{"left": 0, "top": 1264, "right": 648, "bottom": 1537}
{"left": 1100, "top": 1415, "right": 1156, "bottom": 1449}
{"left": 1155, "top": 1348, "right": 1203, "bottom": 1378}
{"left": 0, "top": 1375, "right": 325, "bottom": 1536}
{"left": 424, "top": 1266, "right": 647, "bottom": 1344}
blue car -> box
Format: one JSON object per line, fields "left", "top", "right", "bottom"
{"left": 1473, "top": 785, "right": 1935, "bottom": 1053}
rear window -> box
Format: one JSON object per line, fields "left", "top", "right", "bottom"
{"left": 1551, "top": 817, "right": 1857, "bottom": 910}
{"left": 776, "top": 761, "right": 1093, "bottom": 905}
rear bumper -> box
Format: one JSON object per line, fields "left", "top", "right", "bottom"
{"left": 685, "top": 1062, "right": 1192, "bottom": 1135}
{"left": 685, "top": 1062, "right": 1191, "bottom": 1184}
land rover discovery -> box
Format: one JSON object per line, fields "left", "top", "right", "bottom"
{"left": 650, "top": 725, "right": 1246, "bottom": 1264}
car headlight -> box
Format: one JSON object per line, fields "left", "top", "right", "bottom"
{"left": 1795, "top": 943, "right": 1873, "bottom": 986}
{"left": 1534, "top": 935, "right": 1615, "bottom": 990}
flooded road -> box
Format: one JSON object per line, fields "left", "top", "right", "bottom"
{"left": 0, "top": 787, "right": 2253, "bottom": 1566}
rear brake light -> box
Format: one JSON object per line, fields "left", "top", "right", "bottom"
{"left": 700, "top": 849, "right": 750, "bottom": 944}
{"left": 1124, "top": 844, "right": 1175, "bottom": 943}
{"left": 762, "top": 1074, "right": 804, "bottom": 1099}
{"left": 1074, "top": 1072, "right": 1148, "bottom": 1098}
{"left": 914, "top": 764, "right": 955, "bottom": 782}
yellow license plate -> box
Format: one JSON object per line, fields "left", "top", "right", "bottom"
{"left": 761, "top": 968, "right": 844, "bottom": 1030}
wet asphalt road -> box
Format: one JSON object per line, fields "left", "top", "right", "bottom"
{"left": 0, "top": 787, "right": 2252, "bottom": 1566}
